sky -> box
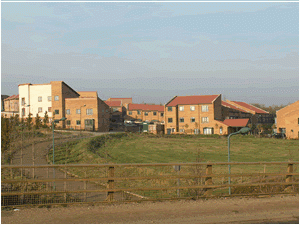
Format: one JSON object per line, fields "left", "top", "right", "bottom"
{"left": 1, "top": 2, "right": 299, "bottom": 106}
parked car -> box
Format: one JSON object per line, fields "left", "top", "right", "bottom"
{"left": 272, "top": 133, "right": 286, "bottom": 139}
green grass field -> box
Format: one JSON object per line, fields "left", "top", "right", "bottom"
{"left": 52, "top": 133, "right": 299, "bottom": 164}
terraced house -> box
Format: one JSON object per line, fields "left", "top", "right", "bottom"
{"left": 2, "top": 94, "right": 19, "bottom": 118}
{"left": 126, "top": 103, "right": 164, "bottom": 123}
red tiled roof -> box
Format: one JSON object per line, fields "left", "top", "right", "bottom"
{"left": 221, "top": 101, "right": 249, "bottom": 113}
{"left": 6, "top": 94, "right": 19, "bottom": 100}
{"left": 105, "top": 101, "right": 122, "bottom": 107}
{"left": 233, "top": 101, "right": 269, "bottom": 114}
{"left": 222, "top": 119, "right": 249, "bottom": 127}
{"left": 128, "top": 104, "right": 164, "bottom": 112}
{"left": 166, "top": 95, "right": 219, "bottom": 107}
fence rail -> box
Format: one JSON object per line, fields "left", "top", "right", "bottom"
{"left": 2, "top": 161, "right": 299, "bottom": 207}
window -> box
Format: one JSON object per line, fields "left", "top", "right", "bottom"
{"left": 76, "top": 109, "right": 81, "bottom": 114}
{"left": 86, "top": 109, "right": 93, "bottom": 115}
{"left": 137, "top": 110, "right": 141, "bottom": 115}
{"left": 153, "top": 112, "right": 157, "bottom": 116}
{"left": 76, "top": 120, "right": 81, "bottom": 125}
{"left": 202, "top": 105, "right": 209, "bottom": 112}
{"left": 180, "top": 117, "right": 184, "bottom": 123}
{"left": 161, "top": 113, "right": 164, "bottom": 117}
{"left": 48, "top": 96, "right": 52, "bottom": 102}
{"left": 113, "top": 108, "right": 118, "bottom": 112}
{"left": 48, "top": 107, "right": 51, "bottom": 112}
{"left": 168, "top": 107, "right": 172, "bottom": 112}
{"left": 54, "top": 96, "right": 59, "bottom": 101}
{"left": 168, "top": 118, "right": 173, "bottom": 123}
{"left": 190, "top": 106, "right": 195, "bottom": 111}
{"left": 38, "top": 96, "right": 42, "bottom": 102}
{"left": 202, "top": 117, "right": 209, "bottom": 123}
{"left": 22, "top": 108, "right": 25, "bottom": 116}
{"left": 220, "top": 127, "right": 223, "bottom": 135}
{"left": 179, "top": 106, "right": 184, "bottom": 111}
{"left": 38, "top": 107, "right": 42, "bottom": 113}
{"left": 22, "top": 98, "right": 25, "bottom": 106}
{"left": 102, "top": 109, "right": 104, "bottom": 113}
{"left": 194, "top": 129, "right": 200, "bottom": 134}
{"left": 145, "top": 112, "right": 148, "bottom": 116}
{"left": 54, "top": 110, "right": 59, "bottom": 115}
{"left": 66, "top": 109, "right": 70, "bottom": 115}
{"left": 180, "top": 129, "right": 185, "bottom": 133}
{"left": 191, "top": 117, "right": 195, "bottom": 123}
{"left": 129, "top": 111, "right": 132, "bottom": 115}
{"left": 66, "top": 120, "right": 71, "bottom": 125}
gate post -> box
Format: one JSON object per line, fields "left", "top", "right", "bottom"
{"left": 285, "top": 163, "right": 293, "bottom": 192}
{"left": 107, "top": 166, "right": 115, "bottom": 202}
{"left": 205, "top": 164, "right": 213, "bottom": 195}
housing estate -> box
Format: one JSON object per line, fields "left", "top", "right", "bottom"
{"left": 276, "top": 100, "right": 299, "bottom": 139}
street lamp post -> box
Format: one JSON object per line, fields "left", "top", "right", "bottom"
{"left": 227, "top": 127, "right": 251, "bottom": 195}
{"left": 80, "top": 105, "right": 86, "bottom": 134}
{"left": 52, "top": 117, "right": 67, "bottom": 190}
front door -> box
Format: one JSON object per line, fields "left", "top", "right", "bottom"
{"left": 167, "top": 128, "right": 171, "bottom": 135}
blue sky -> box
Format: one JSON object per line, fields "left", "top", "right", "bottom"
{"left": 1, "top": 2, "right": 299, "bottom": 106}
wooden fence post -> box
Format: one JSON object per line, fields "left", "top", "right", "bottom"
{"left": 205, "top": 164, "right": 213, "bottom": 195}
{"left": 107, "top": 166, "right": 115, "bottom": 202}
{"left": 285, "top": 163, "right": 293, "bottom": 192}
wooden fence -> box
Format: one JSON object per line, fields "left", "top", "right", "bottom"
{"left": 1, "top": 162, "right": 299, "bottom": 207}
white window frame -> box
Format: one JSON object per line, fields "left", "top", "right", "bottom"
{"left": 54, "top": 96, "right": 59, "bottom": 101}
{"left": 202, "top": 117, "right": 209, "bottom": 123}
{"left": 129, "top": 111, "right": 132, "bottom": 115}
{"left": 180, "top": 129, "right": 185, "bottom": 133}
{"left": 145, "top": 112, "right": 148, "bottom": 116}
{"left": 38, "top": 107, "right": 42, "bottom": 113}
{"left": 191, "top": 117, "right": 195, "bottom": 123}
{"left": 66, "top": 109, "right": 71, "bottom": 115}
{"left": 76, "top": 109, "right": 81, "bottom": 114}
{"left": 86, "top": 109, "right": 93, "bottom": 115}
{"left": 168, "top": 118, "right": 173, "bottom": 123}
{"left": 190, "top": 106, "right": 195, "bottom": 111}
{"left": 220, "top": 127, "right": 223, "bottom": 135}
{"left": 180, "top": 117, "right": 184, "bottom": 123}
{"left": 76, "top": 120, "right": 81, "bottom": 125}
{"left": 153, "top": 111, "right": 157, "bottom": 116}
{"left": 201, "top": 105, "right": 209, "bottom": 112}
{"left": 179, "top": 106, "right": 184, "bottom": 111}
{"left": 38, "top": 96, "right": 42, "bottom": 102}
{"left": 48, "top": 96, "right": 52, "bottom": 102}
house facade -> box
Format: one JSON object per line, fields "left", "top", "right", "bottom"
{"left": 126, "top": 103, "right": 164, "bottom": 123}
{"left": 164, "top": 95, "right": 223, "bottom": 134}
{"left": 65, "top": 92, "right": 110, "bottom": 132}
{"left": 276, "top": 100, "right": 299, "bottom": 139}
{"left": 1, "top": 94, "right": 19, "bottom": 118}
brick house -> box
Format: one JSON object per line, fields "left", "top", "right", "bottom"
{"left": 1, "top": 94, "right": 19, "bottom": 118}
{"left": 164, "top": 95, "right": 223, "bottom": 134}
{"left": 225, "top": 100, "right": 274, "bottom": 126}
{"left": 276, "top": 100, "right": 299, "bottom": 139}
{"left": 126, "top": 103, "right": 164, "bottom": 123}
{"left": 65, "top": 91, "right": 110, "bottom": 132}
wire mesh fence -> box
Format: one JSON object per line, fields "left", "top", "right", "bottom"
{"left": 1, "top": 162, "right": 299, "bottom": 207}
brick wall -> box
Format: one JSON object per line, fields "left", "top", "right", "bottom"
{"left": 276, "top": 101, "right": 299, "bottom": 139}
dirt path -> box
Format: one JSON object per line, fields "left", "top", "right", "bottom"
{"left": 2, "top": 195, "right": 298, "bottom": 224}
{"left": 7, "top": 132, "right": 133, "bottom": 203}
